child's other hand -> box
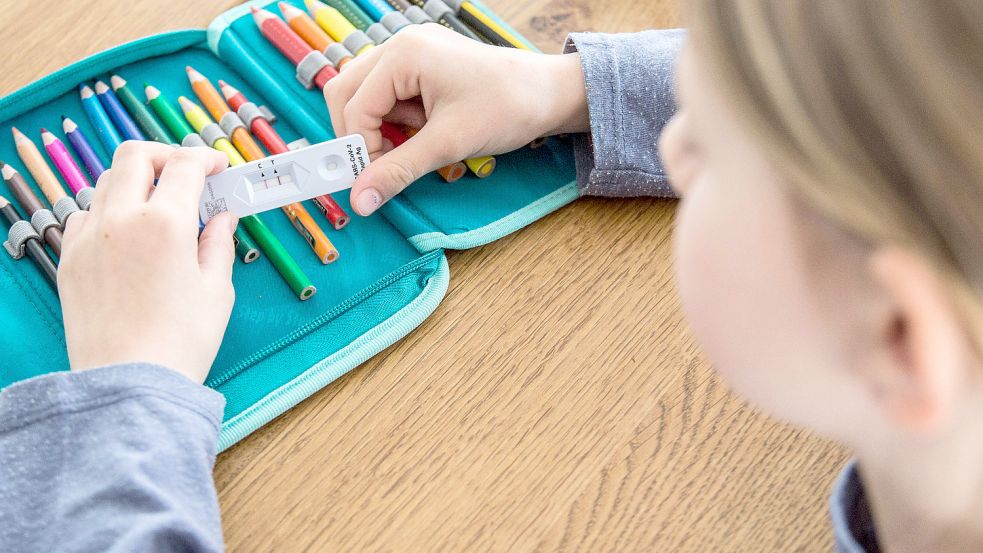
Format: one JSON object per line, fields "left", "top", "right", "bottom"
{"left": 58, "top": 142, "right": 237, "bottom": 384}
{"left": 324, "top": 24, "right": 588, "bottom": 216}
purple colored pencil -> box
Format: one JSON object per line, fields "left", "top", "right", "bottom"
{"left": 93, "top": 80, "right": 146, "bottom": 141}
{"left": 62, "top": 116, "right": 107, "bottom": 182}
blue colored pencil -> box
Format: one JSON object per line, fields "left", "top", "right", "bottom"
{"left": 62, "top": 116, "right": 107, "bottom": 182}
{"left": 354, "top": 0, "right": 393, "bottom": 20}
{"left": 79, "top": 84, "right": 123, "bottom": 154}
{"left": 93, "top": 80, "right": 146, "bottom": 142}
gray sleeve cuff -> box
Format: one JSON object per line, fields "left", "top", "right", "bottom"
{"left": 0, "top": 363, "right": 225, "bottom": 433}
{"left": 564, "top": 29, "right": 685, "bottom": 198}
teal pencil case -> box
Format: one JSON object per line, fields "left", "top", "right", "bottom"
{"left": 0, "top": 0, "right": 576, "bottom": 451}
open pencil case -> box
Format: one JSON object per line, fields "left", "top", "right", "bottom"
{"left": 0, "top": 0, "right": 576, "bottom": 451}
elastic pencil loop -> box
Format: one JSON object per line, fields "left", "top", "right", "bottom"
{"left": 219, "top": 111, "right": 247, "bottom": 138}
{"left": 181, "top": 133, "right": 208, "bottom": 148}
{"left": 199, "top": 123, "right": 229, "bottom": 148}
{"left": 3, "top": 220, "right": 41, "bottom": 260}
{"left": 424, "top": 0, "right": 453, "bottom": 20}
{"left": 404, "top": 6, "right": 434, "bottom": 24}
{"left": 258, "top": 105, "right": 277, "bottom": 124}
{"left": 325, "top": 43, "right": 356, "bottom": 67}
{"left": 75, "top": 187, "right": 95, "bottom": 211}
{"left": 296, "top": 50, "right": 333, "bottom": 90}
{"left": 52, "top": 197, "right": 81, "bottom": 226}
{"left": 342, "top": 31, "right": 375, "bottom": 58}
{"left": 30, "top": 209, "right": 60, "bottom": 236}
{"left": 381, "top": 11, "right": 413, "bottom": 33}
{"left": 237, "top": 102, "right": 268, "bottom": 129}
{"left": 366, "top": 23, "right": 392, "bottom": 45}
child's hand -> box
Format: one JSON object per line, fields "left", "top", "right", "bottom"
{"left": 58, "top": 142, "right": 237, "bottom": 384}
{"left": 324, "top": 24, "right": 588, "bottom": 215}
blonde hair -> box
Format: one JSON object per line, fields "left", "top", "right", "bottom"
{"left": 687, "top": 1, "right": 983, "bottom": 346}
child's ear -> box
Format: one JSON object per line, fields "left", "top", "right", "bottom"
{"left": 864, "top": 246, "right": 976, "bottom": 434}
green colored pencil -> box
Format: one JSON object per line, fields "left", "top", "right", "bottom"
{"left": 240, "top": 215, "right": 316, "bottom": 300}
{"left": 110, "top": 75, "right": 174, "bottom": 144}
{"left": 145, "top": 84, "right": 197, "bottom": 142}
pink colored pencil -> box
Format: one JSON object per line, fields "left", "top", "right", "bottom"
{"left": 41, "top": 128, "right": 91, "bottom": 194}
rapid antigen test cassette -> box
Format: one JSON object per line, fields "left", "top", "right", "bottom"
{"left": 198, "top": 134, "right": 368, "bottom": 223}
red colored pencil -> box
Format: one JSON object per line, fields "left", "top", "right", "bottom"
{"left": 220, "top": 80, "right": 350, "bottom": 230}
{"left": 252, "top": 6, "right": 339, "bottom": 90}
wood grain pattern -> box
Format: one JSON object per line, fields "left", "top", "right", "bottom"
{"left": 3, "top": 1, "right": 850, "bottom": 551}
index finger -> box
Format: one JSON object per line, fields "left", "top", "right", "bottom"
{"left": 151, "top": 147, "right": 230, "bottom": 216}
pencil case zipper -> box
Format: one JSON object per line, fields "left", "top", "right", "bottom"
{"left": 206, "top": 248, "right": 444, "bottom": 388}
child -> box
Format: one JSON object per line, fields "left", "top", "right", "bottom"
{"left": 2, "top": 3, "right": 980, "bottom": 552}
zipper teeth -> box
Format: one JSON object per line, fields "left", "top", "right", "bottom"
{"left": 206, "top": 249, "right": 442, "bottom": 388}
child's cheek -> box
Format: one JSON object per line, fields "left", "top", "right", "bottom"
{"left": 672, "top": 174, "right": 828, "bottom": 424}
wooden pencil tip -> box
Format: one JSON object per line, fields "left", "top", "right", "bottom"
{"left": 0, "top": 162, "right": 14, "bottom": 180}
{"left": 79, "top": 84, "right": 94, "bottom": 98}
{"left": 94, "top": 80, "right": 110, "bottom": 94}
{"left": 279, "top": 1, "right": 299, "bottom": 17}
{"left": 110, "top": 74, "right": 126, "bottom": 91}
{"left": 178, "top": 96, "right": 194, "bottom": 111}
{"left": 10, "top": 127, "right": 27, "bottom": 143}
{"left": 185, "top": 66, "right": 205, "bottom": 82}
{"left": 144, "top": 84, "right": 160, "bottom": 101}
{"left": 40, "top": 127, "right": 49, "bottom": 134}
{"left": 0, "top": 195, "right": 10, "bottom": 209}
{"left": 41, "top": 130, "right": 56, "bottom": 145}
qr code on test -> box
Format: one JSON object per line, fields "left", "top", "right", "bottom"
{"left": 205, "top": 198, "right": 228, "bottom": 219}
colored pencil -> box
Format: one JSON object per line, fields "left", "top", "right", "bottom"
{"left": 446, "top": 0, "right": 530, "bottom": 49}
{"left": 79, "top": 84, "right": 123, "bottom": 154}
{"left": 186, "top": 66, "right": 267, "bottom": 161}
{"left": 11, "top": 127, "right": 68, "bottom": 205}
{"left": 221, "top": 80, "right": 350, "bottom": 231}
{"left": 110, "top": 75, "right": 174, "bottom": 144}
{"left": 0, "top": 162, "right": 63, "bottom": 257}
{"left": 279, "top": 1, "right": 336, "bottom": 53}
{"left": 422, "top": 0, "right": 483, "bottom": 41}
{"left": 353, "top": 0, "right": 394, "bottom": 21}
{"left": 93, "top": 80, "right": 146, "bottom": 141}
{"left": 319, "top": 0, "right": 375, "bottom": 30}
{"left": 179, "top": 95, "right": 317, "bottom": 295}
{"left": 305, "top": 0, "right": 363, "bottom": 45}
{"left": 251, "top": 8, "right": 340, "bottom": 90}
{"left": 176, "top": 95, "right": 262, "bottom": 264}
{"left": 384, "top": 0, "right": 413, "bottom": 10}
{"left": 62, "top": 116, "right": 107, "bottom": 182}
{"left": 144, "top": 84, "right": 207, "bottom": 148}
{"left": 0, "top": 195, "right": 58, "bottom": 287}
{"left": 41, "top": 129, "right": 92, "bottom": 195}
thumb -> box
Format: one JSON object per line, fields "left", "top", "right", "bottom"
{"left": 198, "top": 212, "right": 238, "bottom": 284}
{"left": 350, "top": 124, "right": 454, "bottom": 216}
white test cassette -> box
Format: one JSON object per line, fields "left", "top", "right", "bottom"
{"left": 198, "top": 134, "right": 368, "bottom": 223}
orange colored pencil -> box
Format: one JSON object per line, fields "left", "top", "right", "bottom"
{"left": 186, "top": 66, "right": 266, "bottom": 161}
{"left": 280, "top": 1, "right": 335, "bottom": 53}
{"left": 12, "top": 127, "right": 68, "bottom": 205}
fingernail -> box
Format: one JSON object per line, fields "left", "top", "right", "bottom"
{"left": 355, "top": 188, "right": 383, "bottom": 216}
{"left": 228, "top": 215, "right": 239, "bottom": 232}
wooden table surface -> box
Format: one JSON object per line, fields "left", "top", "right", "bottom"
{"left": 4, "top": 1, "right": 850, "bottom": 551}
